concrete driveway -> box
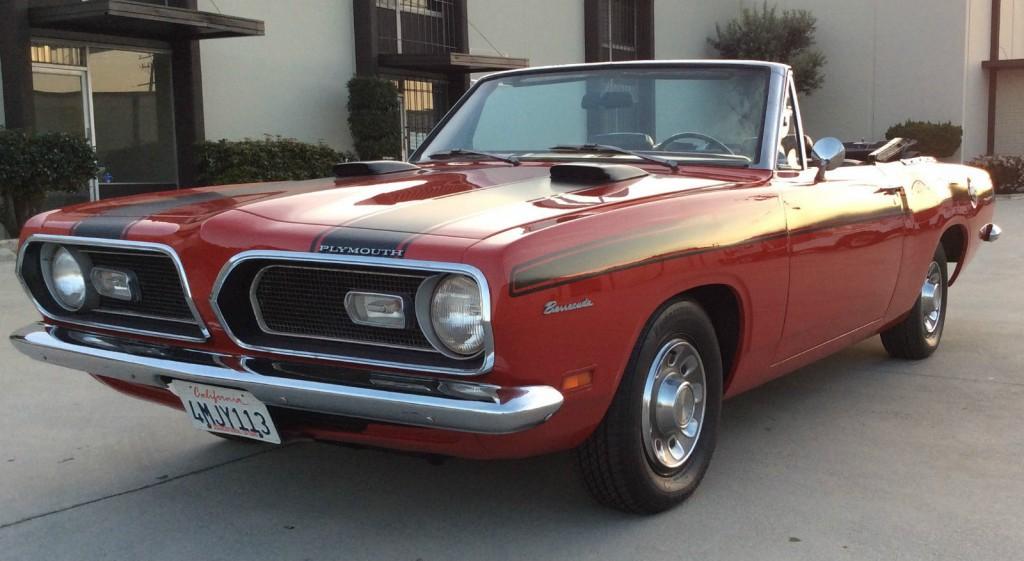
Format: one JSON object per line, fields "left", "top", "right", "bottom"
{"left": 1, "top": 199, "right": 1021, "bottom": 561}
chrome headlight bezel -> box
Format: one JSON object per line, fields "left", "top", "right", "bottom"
{"left": 416, "top": 273, "right": 486, "bottom": 359}
{"left": 40, "top": 243, "right": 95, "bottom": 312}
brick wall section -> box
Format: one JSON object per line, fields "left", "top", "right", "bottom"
{"left": 995, "top": 69, "right": 1024, "bottom": 155}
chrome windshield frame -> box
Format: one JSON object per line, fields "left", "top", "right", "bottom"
{"left": 410, "top": 60, "right": 792, "bottom": 172}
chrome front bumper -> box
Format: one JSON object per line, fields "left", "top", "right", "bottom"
{"left": 10, "top": 323, "right": 563, "bottom": 435}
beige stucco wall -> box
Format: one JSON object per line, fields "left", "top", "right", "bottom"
{"left": 198, "top": 0, "right": 356, "bottom": 152}
{"left": 467, "top": 0, "right": 584, "bottom": 74}
{"left": 192, "top": 0, "right": 997, "bottom": 160}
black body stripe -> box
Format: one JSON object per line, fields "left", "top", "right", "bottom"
{"left": 509, "top": 207, "right": 906, "bottom": 296}
{"left": 70, "top": 192, "right": 226, "bottom": 239}
{"left": 510, "top": 231, "right": 789, "bottom": 297}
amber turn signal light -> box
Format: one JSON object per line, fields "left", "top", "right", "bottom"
{"left": 561, "top": 370, "right": 593, "bottom": 392}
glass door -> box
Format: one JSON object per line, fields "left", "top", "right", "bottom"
{"left": 32, "top": 64, "right": 99, "bottom": 202}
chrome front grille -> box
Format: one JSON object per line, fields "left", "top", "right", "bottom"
{"left": 83, "top": 250, "right": 195, "bottom": 321}
{"left": 211, "top": 252, "right": 494, "bottom": 376}
{"left": 17, "top": 235, "right": 208, "bottom": 341}
{"left": 251, "top": 265, "right": 434, "bottom": 351}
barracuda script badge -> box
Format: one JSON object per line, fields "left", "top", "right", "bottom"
{"left": 544, "top": 298, "right": 594, "bottom": 315}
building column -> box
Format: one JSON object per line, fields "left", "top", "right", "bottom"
{"left": 0, "top": 0, "right": 35, "bottom": 130}
{"left": 169, "top": 0, "right": 204, "bottom": 187}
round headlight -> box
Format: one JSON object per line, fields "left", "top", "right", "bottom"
{"left": 47, "top": 246, "right": 88, "bottom": 311}
{"left": 429, "top": 275, "right": 485, "bottom": 356}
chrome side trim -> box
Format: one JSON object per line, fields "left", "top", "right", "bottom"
{"left": 16, "top": 234, "right": 209, "bottom": 342}
{"left": 210, "top": 250, "right": 496, "bottom": 376}
{"left": 10, "top": 323, "right": 561, "bottom": 435}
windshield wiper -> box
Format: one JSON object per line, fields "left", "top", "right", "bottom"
{"left": 428, "top": 149, "right": 520, "bottom": 166}
{"left": 548, "top": 144, "right": 678, "bottom": 171}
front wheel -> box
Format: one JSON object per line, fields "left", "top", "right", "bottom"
{"left": 880, "top": 245, "right": 948, "bottom": 359}
{"left": 576, "top": 299, "right": 723, "bottom": 514}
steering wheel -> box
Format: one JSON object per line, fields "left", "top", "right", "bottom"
{"left": 655, "top": 132, "right": 734, "bottom": 155}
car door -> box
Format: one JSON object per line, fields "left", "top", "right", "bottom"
{"left": 773, "top": 168, "right": 906, "bottom": 361}
{"left": 770, "top": 82, "right": 906, "bottom": 362}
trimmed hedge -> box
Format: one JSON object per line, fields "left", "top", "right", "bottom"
{"left": 0, "top": 128, "right": 99, "bottom": 236}
{"left": 347, "top": 76, "right": 402, "bottom": 160}
{"left": 885, "top": 120, "right": 962, "bottom": 159}
{"left": 968, "top": 155, "right": 1024, "bottom": 194}
{"left": 195, "top": 136, "right": 352, "bottom": 186}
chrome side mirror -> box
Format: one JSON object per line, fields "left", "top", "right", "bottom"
{"left": 811, "top": 137, "right": 845, "bottom": 182}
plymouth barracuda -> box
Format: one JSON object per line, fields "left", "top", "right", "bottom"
{"left": 11, "top": 61, "right": 1000, "bottom": 513}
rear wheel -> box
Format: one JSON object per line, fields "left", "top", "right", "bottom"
{"left": 881, "top": 245, "right": 948, "bottom": 359}
{"left": 576, "top": 299, "right": 723, "bottom": 514}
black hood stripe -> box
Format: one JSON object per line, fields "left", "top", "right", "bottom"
{"left": 69, "top": 191, "right": 228, "bottom": 239}
{"left": 66, "top": 181, "right": 327, "bottom": 239}
{"left": 313, "top": 172, "right": 641, "bottom": 255}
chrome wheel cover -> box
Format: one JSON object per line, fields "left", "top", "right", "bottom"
{"left": 920, "top": 261, "right": 943, "bottom": 335}
{"left": 641, "top": 339, "right": 707, "bottom": 471}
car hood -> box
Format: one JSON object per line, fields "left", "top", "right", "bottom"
{"left": 42, "top": 163, "right": 767, "bottom": 243}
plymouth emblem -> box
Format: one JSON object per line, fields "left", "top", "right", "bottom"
{"left": 319, "top": 245, "right": 405, "bottom": 258}
{"left": 544, "top": 298, "right": 594, "bottom": 315}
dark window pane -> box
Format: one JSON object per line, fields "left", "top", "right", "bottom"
{"left": 89, "top": 48, "right": 177, "bottom": 184}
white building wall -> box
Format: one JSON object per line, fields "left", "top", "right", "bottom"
{"left": 198, "top": 0, "right": 356, "bottom": 152}
{"left": 965, "top": 0, "right": 994, "bottom": 159}
{"left": 467, "top": 0, "right": 585, "bottom": 70}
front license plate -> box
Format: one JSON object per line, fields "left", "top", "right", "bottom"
{"left": 169, "top": 381, "right": 281, "bottom": 444}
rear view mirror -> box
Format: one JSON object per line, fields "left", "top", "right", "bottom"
{"left": 811, "top": 137, "right": 845, "bottom": 182}
{"left": 581, "top": 91, "right": 635, "bottom": 110}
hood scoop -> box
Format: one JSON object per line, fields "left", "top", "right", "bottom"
{"left": 334, "top": 160, "right": 421, "bottom": 183}
{"left": 550, "top": 163, "right": 648, "bottom": 184}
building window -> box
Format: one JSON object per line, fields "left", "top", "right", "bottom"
{"left": 585, "top": 0, "right": 653, "bottom": 62}
{"left": 30, "top": 41, "right": 177, "bottom": 190}
{"left": 376, "top": 0, "right": 458, "bottom": 55}
{"left": 387, "top": 76, "right": 449, "bottom": 156}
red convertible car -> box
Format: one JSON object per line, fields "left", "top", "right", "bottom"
{"left": 12, "top": 61, "right": 1000, "bottom": 513}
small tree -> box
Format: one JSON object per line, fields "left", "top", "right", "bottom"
{"left": 347, "top": 76, "right": 402, "bottom": 160}
{"left": 708, "top": 2, "right": 827, "bottom": 95}
{"left": 0, "top": 129, "right": 99, "bottom": 236}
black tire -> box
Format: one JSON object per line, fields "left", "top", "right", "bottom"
{"left": 576, "top": 299, "right": 723, "bottom": 514}
{"left": 881, "top": 245, "right": 948, "bottom": 359}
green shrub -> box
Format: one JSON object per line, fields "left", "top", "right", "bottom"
{"left": 195, "top": 136, "right": 351, "bottom": 186}
{"left": 0, "top": 128, "right": 99, "bottom": 236}
{"left": 708, "top": 2, "right": 827, "bottom": 95}
{"left": 968, "top": 155, "right": 1024, "bottom": 194}
{"left": 885, "top": 121, "right": 962, "bottom": 158}
{"left": 347, "top": 76, "right": 402, "bottom": 160}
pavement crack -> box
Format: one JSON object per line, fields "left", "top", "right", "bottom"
{"left": 888, "top": 369, "right": 1024, "bottom": 387}
{"left": 0, "top": 444, "right": 293, "bottom": 532}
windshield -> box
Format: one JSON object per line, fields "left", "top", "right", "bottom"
{"left": 414, "top": 66, "right": 770, "bottom": 166}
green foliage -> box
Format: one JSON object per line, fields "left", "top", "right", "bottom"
{"left": 347, "top": 76, "right": 402, "bottom": 160}
{"left": 195, "top": 136, "right": 352, "bottom": 186}
{"left": 708, "top": 2, "right": 827, "bottom": 95}
{"left": 885, "top": 120, "right": 963, "bottom": 159}
{"left": 0, "top": 128, "right": 99, "bottom": 236}
{"left": 968, "top": 155, "right": 1024, "bottom": 194}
